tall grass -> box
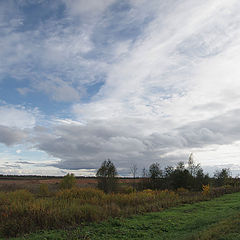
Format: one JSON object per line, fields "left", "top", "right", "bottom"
{"left": 0, "top": 186, "right": 239, "bottom": 238}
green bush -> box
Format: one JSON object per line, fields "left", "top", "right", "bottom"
{"left": 59, "top": 173, "right": 76, "bottom": 189}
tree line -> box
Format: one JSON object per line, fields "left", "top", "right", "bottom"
{"left": 96, "top": 155, "right": 236, "bottom": 193}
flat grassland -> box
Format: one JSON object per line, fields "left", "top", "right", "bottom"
{"left": 0, "top": 176, "right": 139, "bottom": 192}
{"left": 12, "top": 192, "right": 240, "bottom": 240}
{"left": 0, "top": 177, "right": 97, "bottom": 191}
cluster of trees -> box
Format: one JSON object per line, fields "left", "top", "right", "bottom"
{"left": 135, "top": 154, "right": 210, "bottom": 191}
{"left": 59, "top": 155, "right": 235, "bottom": 193}
{"left": 96, "top": 155, "right": 235, "bottom": 193}
{"left": 140, "top": 160, "right": 209, "bottom": 191}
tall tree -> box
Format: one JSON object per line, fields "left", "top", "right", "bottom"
{"left": 149, "top": 162, "right": 163, "bottom": 189}
{"left": 130, "top": 163, "right": 138, "bottom": 179}
{"left": 96, "top": 159, "right": 118, "bottom": 193}
{"left": 171, "top": 162, "right": 193, "bottom": 189}
{"left": 214, "top": 168, "right": 231, "bottom": 187}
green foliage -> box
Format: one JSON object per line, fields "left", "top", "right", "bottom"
{"left": 164, "top": 161, "right": 209, "bottom": 191}
{"left": 171, "top": 164, "right": 193, "bottom": 189}
{"left": 164, "top": 165, "right": 174, "bottom": 177}
{"left": 148, "top": 162, "right": 163, "bottom": 189}
{"left": 139, "top": 159, "right": 210, "bottom": 191}
{"left": 139, "top": 160, "right": 211, "bottom": 191}
{"left": 214, "top": 168, "right": 231, "bottom": 187}
{"left": 189, "top": 213, "right": 240, "bottom": 240}
{"left": 96, "top": 159, "right": 118, "bottom": 193}
{"left": 59, "top": 173, "right": 76, "bottom": 189}
{"left": 149, "top": 162, "right": 162, "bottom": 179}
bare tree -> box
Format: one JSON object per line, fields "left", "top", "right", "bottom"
{"left": 187, "top": 153, "right": 201, "bottom": 177}
{"left": 130, "top": 163, "right": 138, "bottom": 178}
{"left": 188, "top": 153, "right": 194, "bottom": 175}
{"left": 142, "top": 167, "right": 148, "bottom": 178}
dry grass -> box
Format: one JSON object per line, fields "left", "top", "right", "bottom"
{"left": 0, "top": 188, "right": 180, "bottom": 238}
{"left": 0, "top": 179, "right": 239, "bottom": 238}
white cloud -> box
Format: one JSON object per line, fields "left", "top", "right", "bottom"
{"left": 1, "top": 0, "right": 240, "bottom": 175}
{"left": 72, "top": 0, "right": 240, "bottom": 126}
{"left": 0, "top": 1, "right": 107, "bottom": 101}
{"left": 0, "top": 105, "right": 37, "bottom": 129}
{"left": 68, "top": 0, "right": 240, "bottom": 173}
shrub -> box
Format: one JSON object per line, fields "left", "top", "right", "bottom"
{"left": 5, "top": 189, "right": 34, "bottom": 203}
{"left": 56, "top": 188, "right": 105, "bottom": 202}
{"left": 59, "top": 173, "right": 76, "bottom": 189}
{"left": 202, "top": 184, "right": 210, "bottom": 196}
{"left": 117, "top": 185, "right": 135, "bottom": 194}
{"left": 176, "top": 187, "right": 189, "bottom": 195}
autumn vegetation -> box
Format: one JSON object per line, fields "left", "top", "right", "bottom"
{"left": 0, "top": 157, "right": 239, "bottom": 238}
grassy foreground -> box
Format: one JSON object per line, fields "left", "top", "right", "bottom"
{"left": 12, "top": 191, "right": 240, "bottom": 240}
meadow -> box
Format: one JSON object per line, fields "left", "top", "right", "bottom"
{"left": 11, "top": 191, "right": 240, "bottom": 240}
{"left": 0, "top": 177, "right": 239, "bottom": 239}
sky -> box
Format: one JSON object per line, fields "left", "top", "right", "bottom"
{"left": 0, "top": 0, "right": 240, "bottom": 177}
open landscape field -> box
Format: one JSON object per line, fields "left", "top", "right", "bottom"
{"left": 2, "top": 1, "right": 240, "bottom": 239}
{"left": 0, "top": 173, "right": 239, "bottom": 239}
{"left": 11, "top": 191, "right": 240, "bottom": 240}
{"left": 0, "top": 177, "right": 96, "bottom": 192}
{"left": 0, "top": 176, "right": 140, "bottom": 193}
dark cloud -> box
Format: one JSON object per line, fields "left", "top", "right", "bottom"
{"left": 0, "top": 125, "right": 27, "bottom": 146}
{"left": 16, "top": 161, "right": 35, "bottom": 165}
{"left": 33, "top": 120, "right": 163, "bottom": 170}
{"left": 2, "top": 108, "right": 239, "bottom": 174}
{"left": 177, "top": 108, "right": 240, "bottom": 147}
{"left": 31, "top": 109, "right": 240, "bottom": 173}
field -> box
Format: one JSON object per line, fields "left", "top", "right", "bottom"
{"left": 0, "top": 177, "right": 240, "bottom": 239}
{"left": 0, "top": 176, "right": 139, "bottom": 192}
{"left": 12, "top": 191, "right": 240, "bottom": 240}
{"left": 0, "top": 176, "right": 97, "bottom": 192}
